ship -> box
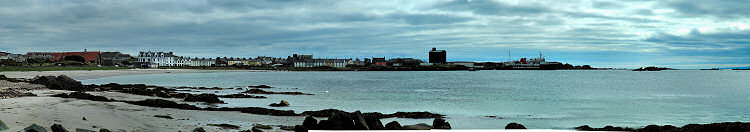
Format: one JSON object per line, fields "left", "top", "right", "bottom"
{"left": 502, "top": 52, "right": 562, "bottom": 69}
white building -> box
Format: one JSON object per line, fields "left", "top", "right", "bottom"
{"left": 138, "top": 52, "right": 191, "bottom": 68}
{"left": 190, "top": 57, "right": 215, "bottom": 67}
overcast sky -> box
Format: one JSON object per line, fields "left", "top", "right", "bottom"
{"left": 1, "top": 0, "right": 749, "bottom": 68}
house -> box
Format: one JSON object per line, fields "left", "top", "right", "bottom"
{"left": 101, "top": 52, "right": 132, "bottom": 66}
{"left": 0, "top": 52, "right": 10, "bottom": 60}
{"left": 372, "top": 57, "right": 387, "bottom": 66}
{"left": 293, "top": 59, "right": 351, "bottom": 67}
{"left": 137, "top": 51, "right": 190, "bottom": 68}
{"left": 50, "top": 49, "right": 101, "bottom": 63}
{"left": 189, "top": 57, "right": 215, "bottom": 67}
{"left": 8, "top": 54, "right": 27, "bottom": 62}
{"left": 26, "top": 52, "right": 54, "bottom": 59}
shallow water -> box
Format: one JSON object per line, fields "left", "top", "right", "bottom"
{"left": 81, "top": 70, "right": 750, "bottom": 129}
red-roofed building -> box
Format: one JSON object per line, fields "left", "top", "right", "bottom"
{"left": 51, "top": 50, "right": 101, "bottom": 63}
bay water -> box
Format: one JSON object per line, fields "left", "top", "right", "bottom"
{"left": 81, "top": 70, "right": 750, "bottom": 129}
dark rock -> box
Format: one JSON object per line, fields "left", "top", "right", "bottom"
{"left": 242, "top": 89, "right": 313, "bottom": 95}
{"left": 363, "top": 113, "right": 384, "bottom": 130}
{"left": 432, "top": 118, "right": 451, "bottom": 129}
{"left": 384, "top": 121, "right": 403, "bottom": 130}
{"left": 51, "top": 124, "right": 68, "bottom": 132}
{"left": 269, "top": 100, "right": 289, "bottom": 107}
{"left": 329, "top": 111, "right": 355, "bottom": 130}
{"left": 403, "top": 123, "right": 431, "bottom": 130}
{"left": 207, "top": 124, "right": 240, "bottom": 129}
{"left": 294, "top": 125, "right": 307, "bottom": 132}
{"left": 574, "top": 125, "right": 592, "bottom": 131}
{"left": 248, "top": 85, "right": 273, "bottom": 88}
{"left": 98, "top": 129, "right": 111, "bottom": 132}
{"left": 24, "top": 124, "right": 46, "bottom": 132}
{"left": 52, "top": 92, "right": 112, "bottom": 102}
{"left": 217, "top": 94, "right": 266, "bottom": 98}
{"left": 505, "top": 122, "right": 526, "bottom": 129}
{"left": 316, "top": 120, "right": 339, "bottom": 130}
{"left": 30, "top": 75, "right": 86, "bottom": 91}
{"left": 193, "top": 127, "right": 206, "bottom": 132}
{"left": 74, "top": 129, "right": 95, "bottom": 132}
{"left": 21, "top": 92, "right": 37, "bottom": 97}
{"left": 352, "top": 111, "right": 370, "bottom": 130}
{"left": 575, "top": 125, "right": 633, "bottom": 131}
{"left": 184, "top": 94, "right": 225, "bottom": 104}
{"left": 126, "top": 99, "right": 202, "bottom": 110}
{"left": 250, "top": 127, "right": 263, "bottom": 132}
{"left": 383, "top": 112, "right": 445, "bottom": 119}
{"left": 302, "top": 116, "right": 317, "bottom": 130}
{"left": 301, "top": 109, "right": 348, "bottom": 117}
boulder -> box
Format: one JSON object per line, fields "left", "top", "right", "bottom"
{"left": 316, "top": 120, "right": 339, "bottom": 130}
{"left": 269, "top": 100, "right": 289, "bottom": 107}
{"left": 99, "top": 129, "right": 111, "bottom": 132}
{"left": 250, "top": 127, "right": 263, "bottom": 132}
{"left": 30, "top": 75, "right": 85, "bottom": 91}
{"left": 384, "top": 112, "right": 445, "bottom": 119}
{"left": 432, "top": 118, "right": 451, "bottom": 129}
{"left": 505, "top": 123, "right": 526, "bottom": 129}
{"left": 126, "top": 99, "right": 202, "bottom": 110}
{"left": 51, "top": 124, "right": 68, "bottom": 132}
{"left": 301, "top": 109, "right": 348, "bottom": 117}
{"left": 328, "top": 111, "right": 355, "bottom": 130}
{"left": 23, "top": 124, "right": 46, "bottom": 132}
{"left": 302, "top": 116, "right": 317, "bottom": 130}
{"left": 74, "top": 128, "right": 96, "bottom": 132}
{"left": 53, "top": 92, "right": 111, "bottom": 102}
{"left": 293, "top": 125, "right": 307, "bottom": 132}
{"left": 184, "top": 94, "right": 225, "bottom": 104}
{"left": 363, "top": 114, "right": 384, "bottom": 130}
{"left": 352, "top": 111, "right": 370, "bottom": 130}
{"left": 403, "top": 123, "right": 432, "bottom": 130}
{"left": 384, "top": 121, "right": 403, "bottom": 130}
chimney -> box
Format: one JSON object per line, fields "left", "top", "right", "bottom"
{"left": 432, "top": 47, "right": 436, "bottom": 51}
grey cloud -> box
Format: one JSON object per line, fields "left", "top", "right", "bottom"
{"left": 433, "top": 0, "right": 548, "bottom": 16}
{"left": 662, "top": 0, "right": 750, "bottom": 19}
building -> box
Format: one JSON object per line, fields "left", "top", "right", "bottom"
{"left": 101, "top": 52, "right": 132, "bottom": 66}
{"left": 26, "top": 52, "right": 54, "bottom": 59}
{"left": 51, "top": 50, "right": 101, "bottom": 63}
{"left": 293, "top": 59, "right": 351, "bottom": 67}
{"left": 0, "top": 52, "right": 10, "bottom": 60}
{"left": 388, "top": 58, "right": 424, "bottom": 66}
{"left": 8, "top": 54, "right": 27, "bottom": 62}
{"left": 137, "top": 51, "right": 191, "bottom": 68}
{"left": 190, "top": 57, "right": 215, "bottom": 67}
{"left": 372, "top": 57, "right": 387, "bottom": 66}
{"left": 429, "top": 47, "right": 446, "bottom": 64}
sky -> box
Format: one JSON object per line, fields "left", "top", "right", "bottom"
{"left": 1, "top": 0, "right": 749, "bottom": 69}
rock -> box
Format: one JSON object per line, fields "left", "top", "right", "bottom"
{"left": 384, "top": 112, "right": 445, "bottom": 119}
{"left": 207, "top": 124, "right": 240, "bottom": 129}
{"left": 293, "top": 125, "right": 307, "bottom": 132}
{"left": 432, "top": 118, "right": 451, "bottom": 129}
{"left": 74, "top": 129, "right": 96, "bottom": 132}
{"left": 51, "top": 124, "right": 68, "bottom": 132}
{"left": 301, "top": 109, "right": 348, "bottom": 117}
{"left": 363, "top": 114, "right": 384, "bottom": 130}
{"left": 217, "top": 94, "right": 266, "bottom": 98}
{"left": 248, "top": 85, "right": 273, "bottom": 88}
{"left": 574, "top": 125, "right": 592, "bottom": 131}
{"left": 316, "top": 120, "right": 338, "bottom": 130}
{"left": 126, "top": 99, "right": 202, "bottom": 110}
{"left": 98, "top": 129, "right": 111, "bottom": 132}
{"left": 352, "top": 111, "right": 370, "bottom": 130}
{"left": 403, "top": 123, "right": 432, "bottom": 130}
{"left": 242, "top": 89, "right": 313, "bottom": 95}
{"left": 505, "top": 122, "right": 526, "bottom": 129}
{"left": 384, "top": 121, "right": 403, "bottom": 130}
{"left": 269, "top": 100, "right": 289, "bottom": 107}
{"left": 52, "top": 92, "right": 111, "bottom": 102}
{"left": 193, "top": 127, "right": 206, "bottom": 132}
{"left": 24, "top": 124, "right": 46, "bottom": 132}
{"left": 302, "top": 116, "right": 317, "bottom": 130}
{"left": 30, "top": 75, "right": 85, "bottom": 91}
{"left": 184, "top": 94, "right": 225, "bottom": 104}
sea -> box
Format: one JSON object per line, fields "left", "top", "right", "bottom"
{"left": 80, "top": 70, "right": 750, "bottom": 129}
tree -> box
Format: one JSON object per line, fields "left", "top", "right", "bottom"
{"left": 63, "top": 55, "right": 85, "bottom": 62}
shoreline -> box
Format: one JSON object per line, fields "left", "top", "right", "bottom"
{"left": 0, "top": 69, "right": 257, "bottom": 80}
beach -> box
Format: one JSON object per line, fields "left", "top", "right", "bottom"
{"left": 1, "top": 69, "right": 305, "bottom": 132}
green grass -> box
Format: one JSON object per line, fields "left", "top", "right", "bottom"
{"left": 0, "top": 67, "right": 133, "bottom": 71}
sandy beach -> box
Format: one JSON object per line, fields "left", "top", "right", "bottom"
{"left": 0, "top": 69, "right": 307, "bottom": 132}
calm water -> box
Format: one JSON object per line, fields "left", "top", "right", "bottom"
{"left": 81, "top": 70, "right": 750, "bottom": 129}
